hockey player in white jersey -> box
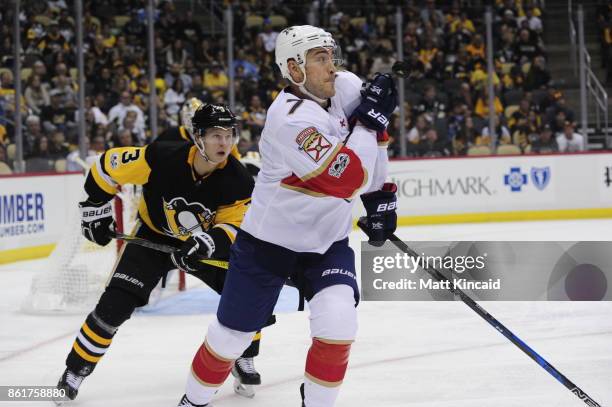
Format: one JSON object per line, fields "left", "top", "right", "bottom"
{"left": 177, "top": 25, "right": 398, "bottom": 407}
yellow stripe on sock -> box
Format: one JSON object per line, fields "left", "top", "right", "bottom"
{"left": 82, "top": 323, "right": 112, "bottom": 346}
{"left": 252, "top": 332, "right": 261, "bottom": 341}
{"left": 73, "top": 342, "right": 102, "bottom": 363}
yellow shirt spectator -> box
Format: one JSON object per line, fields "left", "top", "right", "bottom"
{"left": 203, "top": 66, "right": 229, "bottom": 99}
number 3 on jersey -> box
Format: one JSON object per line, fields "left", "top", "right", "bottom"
{"left": 122, "top": 150, "right": 141, "bottom": 163}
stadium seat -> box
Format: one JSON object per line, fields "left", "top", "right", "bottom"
{"left": 20, "top": 68, "right": 33, "bottom": 82}
{"left": 6, "top": 144, "right": 16, "bottom": 161}
{"left": 54, "top": 159, "right": 67, "bottom": 172}
{"left": 269, "top": 15, "right": 287, "bottom": 29}
{"left": 496, "top": 144, "right": 521, "bottom": 155}
{"left": 114, "top": 15, "right": 131, "bottom": 28}
{"left": 245, "top": 15, "right": 264, "bottom": 29}
{"left": 467, "top": 145, "right": 492, "bottom": 156}
{"left": 0, "top": 162, "right": 12, "bottom": 175}
{"left": 349, "top": 17, "right": 366, "bottom": 29}
{"left": 33, "top": 15, "right": 51, "bottom": 26}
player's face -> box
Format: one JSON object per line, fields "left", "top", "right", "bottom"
{"left": 202, "top": 127, "right": 234, "bottom": 162}
{"left": 304, "top": 47, "right": 336, "bottom": 99}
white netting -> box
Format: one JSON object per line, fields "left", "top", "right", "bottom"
{"left": 22, "top": 185, "right": 141, "bottom": 314}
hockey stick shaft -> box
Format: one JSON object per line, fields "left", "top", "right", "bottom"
{"left": 108, "top": 230, "right": 229, "bottom": 270}
{"left": 387, "top": 234, "right": 602, "bottom": 407}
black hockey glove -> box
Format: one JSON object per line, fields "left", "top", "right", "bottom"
{"left": 170, "top": 231, "right": 216, "bottom": 273}
{"left": 358, "top": 182, "right": 398, "bottom": 247}
{"left": 79, "top": 200, "right": 114, "bottom": 246}
{"left": 350, "top": 73, "right": 398, "bottom": 133}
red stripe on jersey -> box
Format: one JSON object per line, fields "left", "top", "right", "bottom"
{"left": 191, "top": 342, "right": 233, "bottom": 386}
{"left": 281, "top": 146, "right": 365, "bottom": 198}
{"left": 305, "top": 339, "right": 351, "bottom": 384}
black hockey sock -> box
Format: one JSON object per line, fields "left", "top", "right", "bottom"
{"left": 65, "top": 287, "right": 139, "bottom": 376}
{"left": 65, "top": 311, "right": 118, "bottom": 376}
{"left": 240, "top": 330, "right": 261, "bottom": 358}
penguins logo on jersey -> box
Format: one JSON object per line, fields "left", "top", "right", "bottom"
{"left": 162, "top": 197, "right": 215, "bottom": 239}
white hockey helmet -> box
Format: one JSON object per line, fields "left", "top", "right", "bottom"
{"left": 180, "top": 97, "right": 204, "bottom": 137}
{"left": 275, "top": 25, "right": 342, "bottom": 102}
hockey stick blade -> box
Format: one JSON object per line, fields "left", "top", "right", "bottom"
{"left": 108, "top": 230, "right": 229, "bottom": 270}
{"left": 375, "top": 231, "right": 602, "bottom": 406}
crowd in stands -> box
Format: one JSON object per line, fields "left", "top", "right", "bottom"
{"left": 0, "top": 0, "right": 587, "bottom": 174}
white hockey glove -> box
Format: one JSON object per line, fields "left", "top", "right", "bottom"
{"left": 79, "top": 200, "right": 115, "bottom": 246}
{"left": 170, "top": 231, "right": 216, "bottom": 273}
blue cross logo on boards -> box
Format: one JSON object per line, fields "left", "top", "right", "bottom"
{"left": 504, "top": 167, "right": 528, "bottom": 192}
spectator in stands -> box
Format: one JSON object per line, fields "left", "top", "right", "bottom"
{"left": 514, "top": 28, "right": 543, "bottom": 64}
{"left": 518, "top": 7, "right": 543, "bottom": 35}
{"left": 41, "top": 89, "right": 74, "bottom": 133}
{"left": 481, "top": 114, "right": 511, "bottom": 145}
{"left": 370, "top": 48, "right": 396, "bottom": 76}
{"left": 108, "top": 91, "right": 145, "bottom": 135}
{"left": 164, "top": 62, "right": 192, "bottom": 93}
{"left": 29, "top": 135, "right": 51, "bottom": 159}
{"left": 453, "top": 115, "right": 477, "bottom": 155}
{"left": 119, "top": 110, "right": 146, "bottom": 145}
{"left": 48, "top": 130, "right": 70, "bottom": 160}
{"left": 114, "top": 128, "right": 137, "bottom": 147}
{"left": 25, "top": 74, "right": 50, "bottom": 115}
{"left": 557, "top": 121, "right": 585, "bottom": 152}
{"left": 420, "top": 0, "right": 444, "bottom": 26}
{"left": 32, "top": 60, "right": 51, "bottom": 85}
{"left": 256, "top": 20, "right": 279, "bottom": 54}
{"left": 524, "top": 55, "right": 551, "bottom": 91}
{"left": 418, "top": 128, "right": 451, "bottom": 157}
{"left": 37, "top": 20, "right": 70, "bottom": 64}
{"left": 242, "top": 95, "right": 267, "bottom": 141}
{"left": 474, "top": 88, "right": 504, "bottom": 118}
{"left": 531, "top": 124, "right": 558, "bottom": 153}
{"left": 407, "top": 113, "right": 432, "bottom": 144}
{"left": 203, "top": 62, "right": 229, "bottom": 101}
{"left": 23, "top": 115, "right": 44, "bottom": 157}
{"left": 466, "top": 34, "right": 485, "bottom": 60}
{"left": 164, "top": 78, "right": 186, "bottom": 126}
{"left": 413, "top": 84, "right": 447, "bottom": 119}
{"left": 166, "top": 38, "right": 190, "bottom": 67}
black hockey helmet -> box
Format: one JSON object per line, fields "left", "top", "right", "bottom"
{"left": 190, "top": 103, "right": 239, "bottom": 162}
{"left": 191, "top": 103, "right": 238, "bottom": 139}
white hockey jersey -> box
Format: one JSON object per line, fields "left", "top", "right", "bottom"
{"left": 240, "top": 71, "right": 388, "bottom": 253}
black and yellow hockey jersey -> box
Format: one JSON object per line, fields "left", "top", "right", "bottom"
{"left": 155, "top": 126, "right": 191, "bottom": 143}
{"left": 84, "top": 142, "right": 254, "bottom": 258}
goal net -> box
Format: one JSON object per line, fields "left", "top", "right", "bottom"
{"left": 21, "top": 185, "right": 143, "bottom": 314}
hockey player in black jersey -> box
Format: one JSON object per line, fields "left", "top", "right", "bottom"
{"left": 55, "top": 103, "right": 265, "bottom": 403}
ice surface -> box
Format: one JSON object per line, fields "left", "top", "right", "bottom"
{"left": 1, "top": 220, "right": 611, "bottom": 406}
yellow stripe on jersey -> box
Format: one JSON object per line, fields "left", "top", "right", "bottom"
{"left": 102, "top": 146, "right": 152, "bottom": 186}
{"left": 82, "top": 323, "right": 113, "bottom": 346}
{"left": 90, "top": 160, "right": 117, "bottom": 195}
{"left": 73, "top": 342, "right": 102, "bottom": 363}
{"left": 213, "top": 223, "right": 237, "bottom": 243}
{"left": 215, "top": 197, "right": 251, "bottom": 229}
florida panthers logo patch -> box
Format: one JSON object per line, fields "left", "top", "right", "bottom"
{"left": 295, "top": 127, "right": 332, "bottom": 163}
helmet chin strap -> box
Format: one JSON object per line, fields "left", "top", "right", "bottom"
{"left": 194, "top": 137, "right": 224, "bottom": 165}
{"left": 292, "top": 67, "right": 328, "bottom": 105}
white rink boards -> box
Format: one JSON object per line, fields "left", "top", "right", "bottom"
{"left": 0, "top": 220, "right": 611, "bottom": 407}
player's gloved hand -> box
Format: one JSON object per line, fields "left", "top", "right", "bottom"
{"left": 79, "top": 200, "right": 114, "bottom": 246}
{"left": 358, "top": 182, "right": 398, "bottom": 247}
{"left": 350, "top": 73, "right": 398, "bottom": 133}
{"left": 170, "top": 231, "right": 216, "bottom": 272}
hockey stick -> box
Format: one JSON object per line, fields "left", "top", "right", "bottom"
{"left": 380, "top": 230, "right": 602, "bottom": 406}
{"left": 108, "top": 230, "right": 229, "bottom": 270}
